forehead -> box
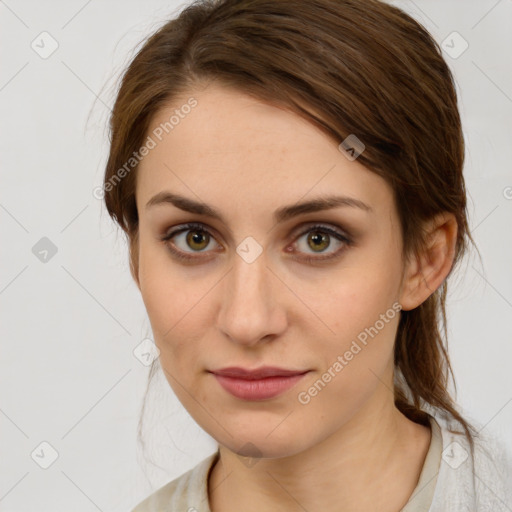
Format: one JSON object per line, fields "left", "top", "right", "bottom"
{"left": 136, "top": 84, "right": 392, "bottom": 218}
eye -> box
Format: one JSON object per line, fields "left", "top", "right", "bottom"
{"left": 160, "top": 222, "right": 353, "bottom": 263}
{"left": 290, "top": 224, "right": 353, "bottom": 263}
{"left": 160, "top": 223, "right": 221, "bottom": 262}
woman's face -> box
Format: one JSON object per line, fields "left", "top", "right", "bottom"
{"left": 134, "top": 83, "right": 411, "bottom": 458}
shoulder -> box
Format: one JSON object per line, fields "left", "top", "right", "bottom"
{"left": 429, "top": 411, "right": 512, "bottom": 511}
{"left": 131, "top": 451, "right": 219, "bottom": 512}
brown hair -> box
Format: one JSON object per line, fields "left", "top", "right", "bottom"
{"left": 103, "top": 0, "right": 479, "bottom": 456}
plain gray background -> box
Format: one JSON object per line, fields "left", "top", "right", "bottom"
{"left": 1, "top": 0, "right": 511, "bottom": 510}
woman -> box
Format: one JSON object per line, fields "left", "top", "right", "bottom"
{"left": 102, "top": 0, "right": 512, "bottom": 510}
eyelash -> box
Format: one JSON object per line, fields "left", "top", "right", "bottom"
{"left": 160, "top": 222, "right": 353, "bottom": 264}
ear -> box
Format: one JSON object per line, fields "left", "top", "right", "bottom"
{"left": 129, "top": 230, "right": 141, "bottom": 291}
{"left": 399, "top": 212, "right": 458, "bottom": 311}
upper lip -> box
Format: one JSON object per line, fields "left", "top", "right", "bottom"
{"left": 210, "top": 366, "right": 309, "bottom": 380}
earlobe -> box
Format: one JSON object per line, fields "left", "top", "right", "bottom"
{"left": 399, "top": 213, "right": 457, "bottom": 311}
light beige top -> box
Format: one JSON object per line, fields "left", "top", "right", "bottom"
{"left": 400, "top": 415, "right": 442, "bottom": 511}
{"left": 132, "top": 415, "right": 443, "bottom": 512}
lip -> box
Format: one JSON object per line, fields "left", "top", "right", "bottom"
{"left": 209, "top": 366, "right": 310, "bottom": 401}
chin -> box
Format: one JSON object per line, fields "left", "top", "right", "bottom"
{"left": 214, "top": 426, "right": 315, "bottom": 460}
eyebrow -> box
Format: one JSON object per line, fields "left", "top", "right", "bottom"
{"left": 145, "top": 191, "right": 372, "bottom": 224}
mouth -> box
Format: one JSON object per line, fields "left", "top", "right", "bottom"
{"left": 208, "top": 366, "right": 310, "bottom": 401}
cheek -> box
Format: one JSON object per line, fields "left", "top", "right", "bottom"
{"left": 296, "top": 298, "right": 400, "bottom": 427}
{"left": 137, "top": 241, "right": 204, "bottom": 359}
{"left": 298, "top": 252, "right": 402, "bottom": 339}
{"left": 294, "top": 243, "right": 402, "bottom": 389}
{"left": 311, "top": 295, "right": 399, "bottom": 393}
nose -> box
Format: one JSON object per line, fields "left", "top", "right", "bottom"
{"left": 216, "top": 251, "right": 287, "bottom": 347}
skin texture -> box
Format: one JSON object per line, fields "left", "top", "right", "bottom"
{"left": 133, "top": 83, "right": 457, "bottom": 512}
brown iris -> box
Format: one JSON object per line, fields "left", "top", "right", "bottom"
{"left": 307, "top": 231, "right": 330, "bottom": 252}
{"left": 186, "top": 229, "right": 210, "bottom": 251}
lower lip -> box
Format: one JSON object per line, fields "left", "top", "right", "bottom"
{"left": 212, "top": 373, "right": 308, "bottom": 401}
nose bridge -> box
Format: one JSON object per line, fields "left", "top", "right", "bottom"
{"left": 217, "top": 249, "right": 284, "bottom": 345}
